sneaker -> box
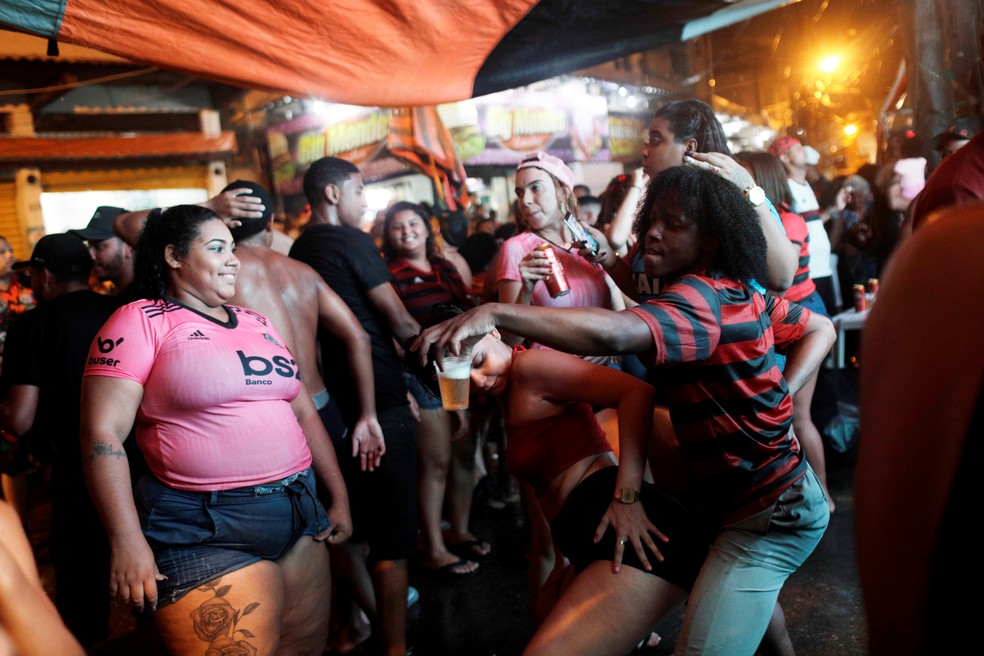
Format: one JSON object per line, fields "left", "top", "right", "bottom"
{"left": 407, "top": 586, "right": 420, "bottom": 608}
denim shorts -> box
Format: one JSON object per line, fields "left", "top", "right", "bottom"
{"left": 404, "top": 370, "right": 444, "bottom": 411}
{"left": 136, "top": 467, "right": 330, "bottom": 608}
{"left": 796, "top": 289, "right": 830, "bottom": 318}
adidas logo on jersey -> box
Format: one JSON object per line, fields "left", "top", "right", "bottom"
{"left": 188, "top": 330, "right": 209, "bottom": 341}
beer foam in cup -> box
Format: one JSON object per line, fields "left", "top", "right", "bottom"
{"left": 436, "top": 354, "right": 471, "bottom": 410}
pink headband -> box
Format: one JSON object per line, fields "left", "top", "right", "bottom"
{"left": 516, "top": 151, "right": 575, "bottom": 189}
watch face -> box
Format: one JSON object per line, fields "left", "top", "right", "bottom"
{"left": 746, "top": 186, "right": 766, "bottom": 206}
{"left": 616, "top": 488, "right": 639, "bottom": 503}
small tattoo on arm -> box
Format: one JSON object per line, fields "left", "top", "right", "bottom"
{"left": 87, "top": 441, "right": 127, "bottom": 462}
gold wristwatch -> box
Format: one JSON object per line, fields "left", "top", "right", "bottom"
{"left": 614, "top": 488, "right": 640, "bottom": 504}
{"left": 743, "top": 185, "right": 766, "bottom": 207}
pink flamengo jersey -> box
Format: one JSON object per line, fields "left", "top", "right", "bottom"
{"left": 84, "top": 299, "right": 311, "bottom": 491}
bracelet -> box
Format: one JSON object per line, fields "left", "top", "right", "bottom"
{"left": 632, "top": 185, "right": 644, "bottom": 191}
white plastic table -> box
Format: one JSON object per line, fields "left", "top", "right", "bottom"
{"left": 829, "top": 307, "right": 869, "bottom": 368}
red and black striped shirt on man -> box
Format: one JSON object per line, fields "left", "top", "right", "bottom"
{"left": 628, "top": 271, "right": 810, "bottom": 527}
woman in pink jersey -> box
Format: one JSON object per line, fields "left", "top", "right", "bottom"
{"left": 80, "top": 206, "right": 351, "bottom": 656}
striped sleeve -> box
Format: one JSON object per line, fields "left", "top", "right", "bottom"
{"left": 627, "top": 276, "right": 721, "bottom": 366}
{"left": 765, "top": 294, "right": 810, "bottom": 350}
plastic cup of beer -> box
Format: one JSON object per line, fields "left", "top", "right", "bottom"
{"left": 436, "top": 354, "right": 471, "bottom": 410}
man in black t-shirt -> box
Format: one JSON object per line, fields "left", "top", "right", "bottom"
{"left": 290, "top": 157, "right": 420, "bottom": 656}
{"left": 0, "top": 233, "right": 127, "bottom": 646}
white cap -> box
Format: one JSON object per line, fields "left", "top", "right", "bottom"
{"left": 803, "top": 146, "right": 820, "bottom": 166}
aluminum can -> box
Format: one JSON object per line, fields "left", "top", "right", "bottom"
{"left": 535, "top": 243, "right": 571, "bottom": 297}
{"left": 853, "top": 284, "right": 867, "bottom": 312}
{"left": 867, "top": 278, "right": 879, "bottom": 298}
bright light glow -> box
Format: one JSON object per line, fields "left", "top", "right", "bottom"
{"left": 41, "top": 189, "right": 208, "bottom": 234}
{"left": 308, "top": 100, "right": 330, "bottom": 117}
{"left": 626, "top": 95, "right": 638, "bottom": 109}
{"left": 365, "top": 188, "right": 393, "bottom": 213}
{"left": 844, "top": 124, "right": 858, "bottom": 136}
{"left": 819, "top": 56, "right": 840, "bottom": 74}
{"left": 618, "top": 86, "right": 627, "bottom": 97}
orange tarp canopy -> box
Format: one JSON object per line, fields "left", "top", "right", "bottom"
{"left": 55, "top": 0, "right": 539, "bottom": 106}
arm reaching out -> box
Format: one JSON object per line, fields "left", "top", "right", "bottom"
{"left": 111, "top": 188, "right": 267, "bottom": 248}
{"left": 412, "top": 302, "right": 653, "bottom": 369}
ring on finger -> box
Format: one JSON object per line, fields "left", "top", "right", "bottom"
{"left": 618, "top": 539, "right": 627, "bottom": 546}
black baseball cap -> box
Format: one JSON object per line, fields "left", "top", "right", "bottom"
{"left": 13, "top": 233, "right": 93, "bottom": 274}
{"left": 69, "top": 206, "right": 128, "bottom": 241}
{"left": 931, "top": 118, "right": 977, "bottom": 151}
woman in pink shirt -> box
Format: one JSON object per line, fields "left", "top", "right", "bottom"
{"left": 80, "top": 206, "right": 350, "bottom": 656}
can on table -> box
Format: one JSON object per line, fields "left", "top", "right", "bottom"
{"left": 853, "top": 284, "right": 867, "bottom": 312}
{"left": 867, "top": 278, "right": 879, "bottom": 298}
{"left": 535, "top": 243, "right": 571, "bottom": 298}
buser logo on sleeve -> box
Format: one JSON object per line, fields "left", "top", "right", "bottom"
{"left": 88, "top": 336, "right": 124, "bottom": 367}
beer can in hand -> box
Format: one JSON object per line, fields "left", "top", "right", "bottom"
{"left": 535, "top": 243, "right": 571, "bottom": 298}
{"left": 853, "top": 284, "right": 867, "bottom": 312}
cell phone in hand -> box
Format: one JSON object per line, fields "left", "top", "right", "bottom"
{"left": 563, "top": 213, "right": 599, "bottom": 257}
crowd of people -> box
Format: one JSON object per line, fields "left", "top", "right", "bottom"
{"left": 0, "top": 96, "right": 977, "bottom": 656}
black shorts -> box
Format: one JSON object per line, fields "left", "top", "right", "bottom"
{"left": 330, "top": 404, "right": 418, "bottom": 561}
{"left": 550, "top": 467, "right": 708, "bottom": 591}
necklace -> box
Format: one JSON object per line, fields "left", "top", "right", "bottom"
{"left": 534, "top": 229, "right": 572, "bottom": 253}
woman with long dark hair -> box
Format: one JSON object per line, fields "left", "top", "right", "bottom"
{"left": 81, "top": 205, "right": 351, "bottom": 656}
{"left": 382, "top": 201, "right": 486, "bottom": 576}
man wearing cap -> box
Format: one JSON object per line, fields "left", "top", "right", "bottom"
{"left": 0, "top": 233, "right": 126, "bottom": 646}
{"left": 69, "top": 206, "right": 135, "bottom": 297}
{"left": 771, "top": 136, "right": 843, "bottom": 314}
